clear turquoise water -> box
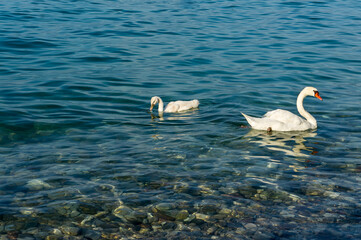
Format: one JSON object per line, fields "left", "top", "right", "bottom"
{"left": 1, "top": 0, "right": 361, "bottom": 239}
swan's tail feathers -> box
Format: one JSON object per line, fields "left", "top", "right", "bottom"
{"left": 241, "top": 112, "right": 258, "bottom": 128}
{"left": 192, "top": 99, "right": 200, "bottom": 108}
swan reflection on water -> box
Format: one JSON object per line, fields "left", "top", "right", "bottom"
{"left": 150, "top": 111, "right": 199, "bottom": 121}
{"left": 243, "top": 129, "right": 318, "bottom": 158}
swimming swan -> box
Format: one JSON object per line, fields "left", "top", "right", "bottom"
{"left": 241, "top": 87, "right": 323, "bottom": 131}
{"left": 150, "top": 96, "right": 199, "bottom": 113}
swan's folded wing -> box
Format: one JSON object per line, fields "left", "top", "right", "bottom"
{"left": 174, "top": 100, "right": 199, "bottom": 112}
{"left": 164, "top": 102, "right": 180, "bottom": 113}
{"left": 164, "top": 100, "right": 199, "bottom": 113}
{"left": 264, "top": 109, "right": 304, "bottom": 125}
{"left": 242, "top": 112, "right": 287, "bottom": 130}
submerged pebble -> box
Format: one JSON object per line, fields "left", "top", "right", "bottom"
{"left": 113, "top": 205, "right": 147, "bottom": 224}
{"left": 26, "top": 179, "right": 52, "bottom": 191}
{"left": 60, "top": 226, "right": 80, "bottom": 236}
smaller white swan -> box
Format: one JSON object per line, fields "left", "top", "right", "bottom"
{"left": 242, "top": 87, "right": 323, "bottom": 131}
{"left": 150, "top": 96, "right": 199, "bottom": 113}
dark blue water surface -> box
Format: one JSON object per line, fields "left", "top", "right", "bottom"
{"left": 1, "top": 0, "right": 361, "bottom": 239}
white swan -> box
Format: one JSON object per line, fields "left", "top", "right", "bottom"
{"left": 150, "top": 96, "right": 199, "bottom": 113}
{"left": 241, "top": 87, "right": 323, "bottom": 131}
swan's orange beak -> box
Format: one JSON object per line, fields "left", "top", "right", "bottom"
{"left": 314, "top": 91, "right": 323, "bottom": 101}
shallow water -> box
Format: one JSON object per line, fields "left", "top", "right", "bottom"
{"left": 1, "top": 0, "right": 361, "bottom": 239}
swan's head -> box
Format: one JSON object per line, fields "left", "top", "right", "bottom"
{"left": 150, "top": 96, "right": 160, "bottom": 111}
{"left": 303, "top": 87, "right": 323, "bottom": 101}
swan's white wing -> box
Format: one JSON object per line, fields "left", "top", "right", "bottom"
{"left": 165, "top": 100, "right": 199, "bottom": 113}
{"left": 242, "top": 110, "right": 313, "bottom": 131}
{"left": 242, "top": 112, "right": 286, "bottom": 131}
{"left": 264, "top": 109, "right": 305, "bottom": 125}
{"left": 164, "top": 102, "right": 180, "bottom": 113}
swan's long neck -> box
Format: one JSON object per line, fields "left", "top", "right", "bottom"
{"left": 297, "top": 90, "right": 317, "bottom": 128}
{"left": 157, "top": 97, "right": 164, "bottom": 113}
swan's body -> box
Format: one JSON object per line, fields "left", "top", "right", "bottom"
{"left": 150, "top": 96, "right": 199, "bottom": 113}
{"left": 242, "top": 87, "right": 323, "bottom": 131}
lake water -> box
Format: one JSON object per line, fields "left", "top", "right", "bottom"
{"left": 1, "top": 0, "right": 361, "bottom": 239}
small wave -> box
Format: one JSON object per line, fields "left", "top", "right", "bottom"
{"left": 1, "top": 38, "right": 58, "bottom": 49}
